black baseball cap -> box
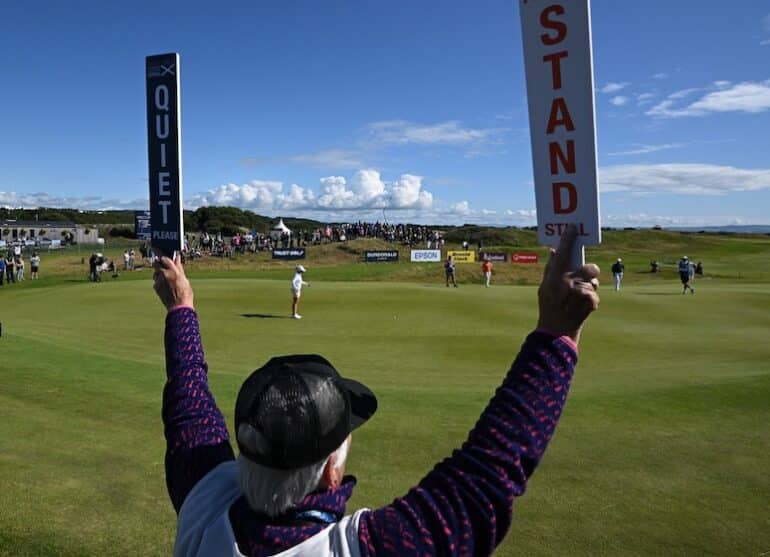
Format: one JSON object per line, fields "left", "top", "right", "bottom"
{"left": 234, "top": 355, "right": 377, "bottom": 470}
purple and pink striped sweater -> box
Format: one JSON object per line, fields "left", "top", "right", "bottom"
{"left": 163, "top": 307, "right": 578, "bottom": 556}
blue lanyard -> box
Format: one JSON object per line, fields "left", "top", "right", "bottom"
{"left": 288, "top": 509, "right": 339, "bottom": 525}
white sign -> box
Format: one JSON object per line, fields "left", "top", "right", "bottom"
{"left": 410, "top": 249, "right": 441, "bottom": 262}
{"left": 519, "top": 0, "right": 601, "bottom": 248}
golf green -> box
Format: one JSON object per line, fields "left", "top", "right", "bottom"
{"left": 1, "top": 276, "right": 768, "bottom": 555}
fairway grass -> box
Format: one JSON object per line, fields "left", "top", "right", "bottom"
{"left": 1, "top": 276, "right": 769, "bottom": 556}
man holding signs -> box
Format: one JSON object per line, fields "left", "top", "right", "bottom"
{"left": 519, "top": 0, "right": 601, "bottom": 267}
{"left": 153, "top": 226, "right": 600, "bottom": 556}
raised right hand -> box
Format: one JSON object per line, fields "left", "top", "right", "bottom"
{"left": 536, "top": 225, "right": 600, "bottom": 344}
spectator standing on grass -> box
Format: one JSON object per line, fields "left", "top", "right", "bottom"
{"left": 5, "top": 253, "right": 15, "bottom": 284}
{"left": 679, "top": 256, "right": 695, "bottom": 294}
{"left": 152, "top": 225, "right": 600, "bottom": 557}
{"left": 445, "top": 255, "right": 458, "bottom": 287}
{"left": 88, "top": 253, "right": 98, "bottom": 283}
{"left": 15, "top": 256, "right": 24, "bottom": 282}
{"left": 30, "top": 252, "right": 40, "bottom": 280}
{"left": 0, "top": 256, "right": 5, "bottom": 285}
{"left": 611, "top": 258, "right": 624, "bottom": 291}
{"left": 291, "top": 264, "right": 309, "bottom": 319}
{"left": 123, "top": 250, "right": 130, "bottom": 271}
{"left": 482, "top": 258, "right": 493, "bottom": 287}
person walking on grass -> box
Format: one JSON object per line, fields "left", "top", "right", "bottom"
{"left": 445, "top": 255, "right": 457, "bottom": 287}
{"left": 482, "top": 258, "right": 493, "bottom": 287}
{"left": 679, "top": 256, "right": 695, "bottom": 294}
{"left": 152, "top": 225, "right": 600, "bottom": 557}
{"left": 291, "top": 264, "right": 309, "bottom": 319}
{"left": 611, "top": 258, "right": 624, "bottom": 291}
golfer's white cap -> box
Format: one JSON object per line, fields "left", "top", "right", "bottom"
{"left": 617, "top": 258, "right": 622, "bottom": 262}
{"left": 296, "top": 265, "right": 306, "bottom": 273}
{"left": 683, "top": 255, "right": 688, "bottom": 259}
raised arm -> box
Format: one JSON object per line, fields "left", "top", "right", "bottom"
{"left": 154, "top": 254, "right": 235, "bottom": 513}
{"left": 358, "top": 226, "right": 600, "bottom": 556}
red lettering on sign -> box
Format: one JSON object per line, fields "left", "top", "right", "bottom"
{"left": 549, "top": 140, "right": 575, "bottom": 175}
{"left": 546, "top": 98, "right": 575, "bottom": 134}
{"left": 543, "top": 50, "right": 568, "bottom": 89}
{"left": 552, "top": 182, "right": 577, "bottom": 214}
{"left": 540, "top": 5, "right": 567, "bottom": 45}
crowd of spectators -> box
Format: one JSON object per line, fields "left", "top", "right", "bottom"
{"left": 1, "top": 245, "right": 40, "bottom": 285}
{"left": 182, "top": 222, "right": 445, "bottom": 258}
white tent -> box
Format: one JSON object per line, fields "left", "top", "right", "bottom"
{"left": 270, "top": 218, "right": 291, "bottom": 239}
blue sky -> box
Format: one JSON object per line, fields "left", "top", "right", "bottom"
{"left": 1, "top": 0, "right": 769, "bottom": 226}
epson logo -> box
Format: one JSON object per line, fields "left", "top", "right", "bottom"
{"left": 410, "top": 250, "right": 441, "bottom": 262}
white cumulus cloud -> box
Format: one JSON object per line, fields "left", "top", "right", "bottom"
{"left": 190, "top": 170, "right": 434, "bottom": 213}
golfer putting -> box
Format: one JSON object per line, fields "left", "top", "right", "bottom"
{"left": 152, "top": 225, "right": 600, "bottom": 556}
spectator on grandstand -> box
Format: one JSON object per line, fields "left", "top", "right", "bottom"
{"left": 30, "top": 252, "right": 40, "bottom": 280}
{"left": 445, "top": 255, "right": 458, "bottom": 287}
{"left": 678, "top": 256, "right": 695, "bottom": 294}
{"left": 152, "top": 225, "right": 600, "bottom": 556}
{"left": 611, "top": 258, "right": 624, "bottom": 291}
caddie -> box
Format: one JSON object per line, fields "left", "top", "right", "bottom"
{"left": 152, "top": 225, "right": 600, "bottom": 556}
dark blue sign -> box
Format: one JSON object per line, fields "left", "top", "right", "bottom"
{"left": 146, "top": 53, "right": 184, "bottom": 256}
{"left": 134, "top": 210, "right": 151, "bottom": 240}
{"left": 272, "top": 248, "right": 306, "bottom": 260}
{"left": 364, "top": 250, "right": 399, "bottom": 262}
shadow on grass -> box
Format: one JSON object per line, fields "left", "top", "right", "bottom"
{"left": 241, "top": 313, "right": 289, "bottom": 319}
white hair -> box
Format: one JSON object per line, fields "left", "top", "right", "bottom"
{"left": 237, "top": 437, "right": 350, "bottom": 517}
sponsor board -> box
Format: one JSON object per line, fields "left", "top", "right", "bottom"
{"left": 410, "top": 249, "right": 441, "bottom": 262}
{"left": 447, "top": 250, "right": 476, "bottom": 263}
{"left": 365, "top": 250, "right": 399, "bottom": 262}
{"left": 134, "top": 210, "right": 151, "bottom": 240}
{"left": 512, "top": 252, "right": 539, "bottom": 264}
{"left": 146, "top": 52, "right": 184, "bottom": 255}
{"left": 480, "top": 252, "right": 507, "bottom": 262}
{"left": 272, "top": 248, "right": 306, "bottom": 260}
{"left": 519, "top": 0, "right": 601, "bottom": 251}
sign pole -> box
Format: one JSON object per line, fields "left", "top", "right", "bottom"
{"left": 519, "top": 0, "right": 601, "bottom": 270}
{"left": 145, "top": 53, "right": 184, "bottom": 257}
